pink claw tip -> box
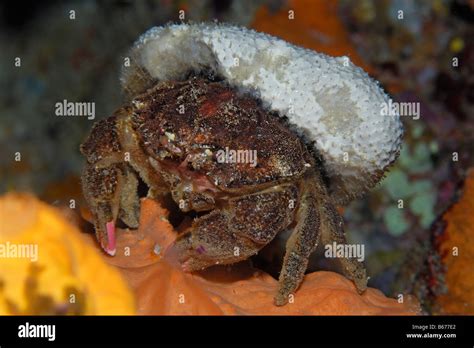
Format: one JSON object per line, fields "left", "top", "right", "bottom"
{"left": 105, "top": 221, "right": 116, "bottom": 256}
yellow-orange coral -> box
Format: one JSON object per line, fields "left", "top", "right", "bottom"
{"left": 0, "top": 193, "right": 135, "bottom": 315}
{"left": 436, "top": 168, "right": 474, "bottom": 314}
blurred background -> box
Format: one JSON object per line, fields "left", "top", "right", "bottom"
{"left": 0, "top": 0, "right": 473, "bottom": 314}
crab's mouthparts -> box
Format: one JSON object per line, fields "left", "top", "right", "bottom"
{"left": 105, "top": 221, "right": 117, "bottom": 256}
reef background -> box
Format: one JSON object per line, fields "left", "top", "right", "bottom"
{"left": 1, "top": 0, "right": 473, "bottom": 314}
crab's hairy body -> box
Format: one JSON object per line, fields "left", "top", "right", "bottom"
{"left": 80, "top": 77, "right": 367, "bottom": 305}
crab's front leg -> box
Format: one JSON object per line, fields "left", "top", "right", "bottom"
{"left": 81, "top": 162, "right": 140, "bottom": 255}
{"left": 118, "top": 166, "right": 140, "bottom": 229}
{"left": 81, "top": 163, "right": 122, "bottom": 255}
{"left": 80, "top": 112, "right": 143, "bottom": 255}
{"left": 173, "top": 184, "right": 298, "bottom": 272}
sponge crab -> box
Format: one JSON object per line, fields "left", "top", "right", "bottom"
{"left": 80, "top": 24, "right": 403, "bottom": 306}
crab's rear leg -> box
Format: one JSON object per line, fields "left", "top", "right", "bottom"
{"left": 275, "top": 179, "right": 321, "bottom": 306}
{"left": 319, "top": 201, "right": 368, "bottom": 294}
{"left": 275, "top": 172, "right": 368, "bottom": 305}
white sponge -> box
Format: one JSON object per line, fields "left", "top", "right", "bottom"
{"left": 121, "top": 23, "right": 403, "bottom": 204}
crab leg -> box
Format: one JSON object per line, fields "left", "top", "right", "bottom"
{"left": 81, "top": 163, "right": 124, "bottom": 255}
{"left": 173, "top": 184, "right": 298, "bottom": 273}
{"left": 118, "top": 167, "right": 140, "bottom": 229}
{"left": 275, "top": 182, "right": 321, "bottom": 306}
{"left": 319, "top": 201, "right": 367, "bottom": 294}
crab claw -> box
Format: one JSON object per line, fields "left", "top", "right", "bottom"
{"left": 95, "top": 219, "right": 117, "bottom": 256}
{"left": 169, "top": 232, "right": 207, "bottom": 272}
